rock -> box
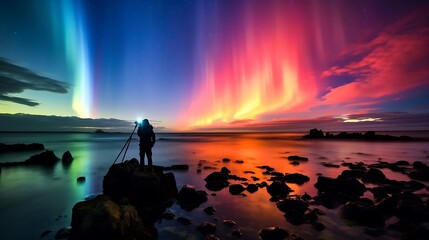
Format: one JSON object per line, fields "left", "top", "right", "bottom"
{"left": 25, "top": 150, "right": 59, "bottom": 165}
{"left": 222, "top": 158, "right": 231, "bottom": 162}
{"left": 413, "top": 161, "right": 427, "bottom": 169}
{"left": 303, "top": 128, "right": 324, "bottom": 139}
{"left": 178, "top": 185, "right": 208, "bottom": 210}
{"left": 40, "top": 230, "right": 52, "bottom": 238}
{"left": 287, "top": 155, "right": 308, "bottom": 161}
{"left": 341, "top": 198, "right": 385, "bottom": 227}
{"left": 235, "top": 160, "right": 244, "bottom": 164}
{"left": 395, "top": 192, "right": 428, "bottom": 222}
{"left": 103, "top": 160, "right": 178, "bottom": 209}
{"left": 204, "top": 172, "right": 229, "bottom": 191}
{"left": 62, "top": 151, "right": 73, "bottom": 164}
{"left": 177, "top": 217, "right": 192, "bottom": 225}
{"left": 315, "top": 175, "right": 366, "bottom": 197}
{"left": 312, "top": 222, "right": 325, "bottom": 231}
{"left": 251, "top": 176, "right": 260, "bottom": 181}
{"left": 277, "top": 198, "right": 309, "bottom": 225}
{"left": 283, "top": 173, "right": 310, "bottom": 185}
{"left": 229, "top": 184, "right": 245, "bottom": 195}
{"left": 205, "top": 234, "right": 220, "bottom": 240}
{"left": 221, "top": 167, "right": 231, "bottom": 174}
{"left": 162, "top": 211, "right": 176, "bottom": 220}
{"left": 362, "top": 168, "right": 388, "bottom": 183}
{"left": 228, "top": 175, "right": 248, "bottom": 181}
{"left": 232, "top": 229, "right": 242, "bottom": 237}
{"left": 256, "top": 165, "right": 274, "bottom": 171}
{"left": 322, "top": 163, "right": 340, "bottom": 168}
{"left": 70, "top": 195, "right": 155, "bottom": 240}
{"left": 197, "top": 222, "right": 217, "bottom": 235}
{"left": 267, "top": 181, "right": 293, "bottom": 198}
{"left": 408, "top": 169, "right": 429, "bottom": 181}
{"left": 395, "top": 160, "right": 410, "bottom": 166}
{"left": 0, "top": 143, "right": 44, "bottom": 153}
{"left": 290, "top": 161, "right": 300, "bottom": 165}
{"left": 77, "top": 176, "right": 86, "bottom": 183}
{"left": 55, "top": 227, "right": 71, "bottom": 239}
{"left": 246, "top": 184, "right": 258, "bottom": 193}
{"left": 258, "top": 227, "right": 289, "bottom": 240}
{"left": 204, "top": 206, "right": 216, "bottom": 215}
{"left": 244, "top": 171, "right": 255, "bottom": 174}
{"left": 339, "top": 169, "right": 366, "bottom": 179}
{"left": 223, "top": 219, "right": 236, "bottom": 226}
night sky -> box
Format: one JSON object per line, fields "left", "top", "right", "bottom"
{"left": 1, "top": 0, "right": 428, "bottom": 131}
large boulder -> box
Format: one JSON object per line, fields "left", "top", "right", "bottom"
{"left": 204, "top": 171, "right": 229, "bottom": 191}
{"left": 258, "top": 227, "right": 289, "bottom": 240}
{"left": 362, "top": 168, "right": 388, "bottom": 183}
{"left": 0, "top": 143, "right": 44, "bottom": 153}
{"left": 70, "top": 195, "right": 155, "bottom": 240}
{"left": 25, "top": 150, "right": 59, "bottom": 165}
{"left": 267, "top": 181, "right": 293, "bottom": 198}
{"left": 341, "top": 198, "right": 385, "bottom": 227}
{"left": 277, "top": 198, "right": 309, "bottom": 225}
{"left": 103, "top": 160, "right": 178, "bottom": 209}
{"left": 283, "top": 173, "right": 310, "bottom": 185}
{"left": 62, "top": 151, "right": 73, "bottom": 165}
{"left": 177, "top": 185, "right": 208, "bottom": 210}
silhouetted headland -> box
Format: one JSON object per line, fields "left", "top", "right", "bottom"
{"left": 303, "top": 128, "right": 426, "bottom": 141}
{"left": 0, "top": 143, "right": 44, "bottom": 153}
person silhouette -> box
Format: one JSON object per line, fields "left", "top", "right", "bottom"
{"left": 137, "top": 119, "right": 156, "bottom": 171}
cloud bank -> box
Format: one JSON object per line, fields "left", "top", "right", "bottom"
{"left": 0, "top": 58, "right": 69, "bottom": 106}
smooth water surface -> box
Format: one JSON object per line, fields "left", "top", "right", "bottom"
{"left": 1, "top": 132, "right": 428, "bottom": 239}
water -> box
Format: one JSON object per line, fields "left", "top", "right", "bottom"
{"left": 0, "top": 132, "right": 428, "bottom": 239}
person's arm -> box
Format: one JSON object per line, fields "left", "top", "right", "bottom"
{"left": 151, "top": 131, "right": 156, "bottom": 147}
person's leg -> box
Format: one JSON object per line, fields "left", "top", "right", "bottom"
{"left": 139, "top": 144, "right": 145, "bottom": 170}
{"left": 147, "top": 147, "right": 153, "bottom": 171}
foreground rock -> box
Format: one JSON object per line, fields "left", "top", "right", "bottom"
{"left": 0, "top": 150, "right": 59, "bottom": 167}
{"left": 103, "top": 159, "right": 178, "bottom": 209}
{"left": 204, "top": 171, "right": 230, "bottom": 191}
{"left": 178, "top": 185, "right": 208, "bottom": 210}
{"left": 71, "top": 195, "right": 155, "bottom": 240}
{"left": 341, "top": 198, "right": 385, "bottom": 227}
{"left": 258, "top": 227, "right": 289, "bottom": 240}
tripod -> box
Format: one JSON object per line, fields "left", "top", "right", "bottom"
{"left": 111, "top": 123, "right": 138, "bottom": 165}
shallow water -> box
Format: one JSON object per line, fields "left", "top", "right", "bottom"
{"left": 0, "top": 132, "right": 428, "bottom": 239}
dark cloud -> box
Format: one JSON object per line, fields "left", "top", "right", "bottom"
{"left": 0, "top": 58, "right": 69, "bottom": 106}
{"left": 191, "top": 112, "right": 429, "bottom": 132}
{"left": 0, "top": 113, "right": 170, "bottom": 132}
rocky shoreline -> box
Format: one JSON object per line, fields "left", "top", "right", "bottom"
{"left": 303, "top": 128, "right": 427, "bottom": 141}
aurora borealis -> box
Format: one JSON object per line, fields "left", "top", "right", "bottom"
{"left": 1, "top": 0, "right": 428, "bottom": 131}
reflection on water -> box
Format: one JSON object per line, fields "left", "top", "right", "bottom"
{"left": 0, "top": 132, "right": 428, "bottom": 239}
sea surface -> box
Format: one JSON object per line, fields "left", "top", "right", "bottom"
{"left": 1, "top": 131, "right": 428, "bottom": 240}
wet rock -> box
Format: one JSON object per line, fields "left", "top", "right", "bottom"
{"left": 246, "top": 184, "right": 258, "bottom": 193}
{"left": 204, "top": 206, "right": 216, "bottom": 215}
{"left": 221, "top": 167, "right": 231, "bottom": 174}
{"left": 197, "top": 222, "right": 217, "bottom": 235}
{"left": 341, "top": 198, "right": 385, "bottom": 227}
{"left": 277, "top": 198, "right": 309, "bottom": 225}
{"left": 177, "top": 217, "right": 192, "bottom": 225}
{"left": 205, "top": 234, "right": 220, "bottom": 240}
{"left": 258, "top": 227, "right": 289, "bottom": 240}
{"left": 232, "top": 228, "right": 242, "bottom": 237}
{"left": 267, "top": 181, "right": 293, "bottom": 198}
{"left": 256, "top": 165, "right": 275, "bottom": 171}
{"left": 103, "top": 160, "right": 178, "bottom": 209}
{"left": 395, "top": 192, "right": 428, "bottom": 222}
{"left": 395, "top": 160, "right": 410, "bottom": 166}
{"left": 222, "top": 158, "right": 231, "bottom": 163}
{"left": 229, "top": 184, "right": 245, "bottom": 195}
{"left": 55, "top": 227, "right": 71, "bottom": 239}
{"left": 312, "top": 222, "right": 325, "bottom": 231}
{"left": 244, "top": 171, "right": 255, "bottom": 174}
{"left": 178, "top": 185, "right": 208, "bottom": 210}
{"left": 283, "top": 173, "right": 310, "bottom": 185}
{"left": 228, "top": 175, "right": 248, "bottom": 181}
{"left": 223, "top": 219, "right": 236, "bottom": 226}
{"left": 62, "top": 151, "right": 73, "bottom": 165}
{"left": 235, "top": 160, "right": 244, "bottom": 164}
{"left": 408, "top": 169, "right": 429, "bottom": 181}
{"left": 301, "top": 193, "right": 312, "bottom": 201}
{"left": 388, "top": 219, "right": 429, "bottom": 239}
{"left": 251, "top": 176, "right": 260, "bottom": 181}
{"left": 25, "top": 150, "right": 59, "bottom": 165}
{"left": 70, "top": 195, "right": 155, "bottom": 240}
{"left": 40, "top": 230, "right": 52, "bottom": 238}
{"left": 362, "top": 168, "right": 388, "bottom": 183}
{"left": 289, "top": 161, "right": 300, "bottom": 166}
{"left": 162, "top": 211, "right": 176, "bottom": 220}
{"left": 77, "top": 176, "right": 86, "bottom": 183}
{"left": 412, "top": 161, "right": 427, "bottom": 169}
{"left": 339, "top": 169, "right": 366, "bottom": 179}
{"left": 287, "top": 155, "right": 308, "bottom": 161}
{"left": 322, "top": 163, "right": 340, "bottom": 168}
{"left": 204, "top": 172, "right": 229, "bottom": 191}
